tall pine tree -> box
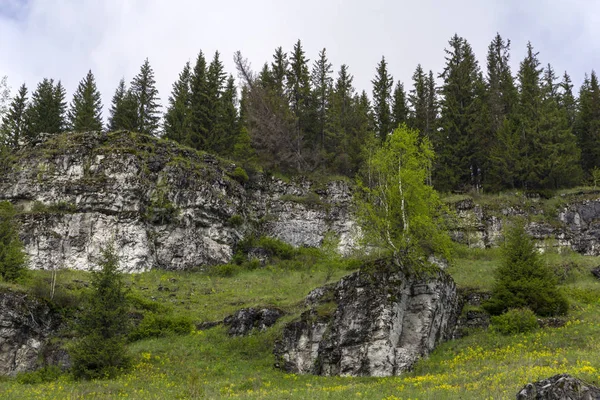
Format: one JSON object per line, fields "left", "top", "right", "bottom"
{"left": 130, "top": 58, "right": 160, "bottom": 136}
{"left": 28, "top": 78, "right": 67, "bottom": 137}
{"left": 164, "top": 62, "right": 192, "bottom": 144}
{"left": 108, "top": 79, "right": 138, "bottom": 131}
{"left": 574, "top": 71, "right": 600, "bottom": 175}
{"left": 311, "top": 48, "right": 333, "bottom": 150}
{"left": 68, "top": 70, "right": 103, "bottom": 132}
{"left": 1, "top": 84, "right": 28, "bottom": 147}
{"left": 371, "top": 56, "right": 393, "bottom": 142}
{"left": 286, "top": 39, "right": 311, "bottom": 170}
{"left": 392, "top": 81, "right": 408, "bottom": 129}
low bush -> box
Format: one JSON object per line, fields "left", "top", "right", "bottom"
{"left": 16, "top": 366, "right": 63, "bottom": 385}
{"left": 128, "top": 313, "right": 193, "bottom": 342}
{"left": 491, "top": 308, "right": 539, "bottom": 335}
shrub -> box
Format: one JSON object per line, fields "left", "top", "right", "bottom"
{"left": 484, "top": 220, "right": 569, "bottom": 317}
{"left": 491, "top": 308, "right": 539, "bottom": 335}
{"left": 69, "top": 246, "right": 131, "bottom": 380}
{"left": 229, "top": 166, "right": 249, "bottom": 184}
{"left": 208, "top": 263, "right": 241, "bottom": 277}
{"left": 128, "top": 314, "right": 193, "bottom": 341}
{"left": 16, "top": 365, "right": 63, "bottom": 385}
{"left": 0, "top": 201, "right": 26, "bottom": 282}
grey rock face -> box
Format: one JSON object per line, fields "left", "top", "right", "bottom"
{"left": 517, "top": 374, "right": 600, "bottom": 400}
{"left": 223, "top": 307, "right": 284, "bottom": 336}
{"left": 0, "top": 131, "right": 360, "bottom": 272}
{"left": 451, "top": 196, "right": 600, "bottom": 255}
{"left": 592, "top": 266, "right": 600, "bottom": 280}
{"left": 0, "top": 290, "right": 63, "bottom": 376}
{"left": 274, "top": 261, "right": 461, "bottom": 377}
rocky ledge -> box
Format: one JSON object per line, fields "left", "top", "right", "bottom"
{"left": 274, "top": 260, "right": 461, "bottom": 377}
{"left": 517, "top": 374, "right": 600, "bottom": 400}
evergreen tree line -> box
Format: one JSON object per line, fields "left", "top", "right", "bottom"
{"left": 2, "top": 34, "right": 600, "bottom": 192}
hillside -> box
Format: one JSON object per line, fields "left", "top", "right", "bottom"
{"left": 0, "top": 132, "right": 600, "bottom": 399}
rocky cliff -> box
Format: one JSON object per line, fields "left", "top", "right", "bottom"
{"left": 0, "top": 131, "right": 359, "bottom": 272}
{"left": 274, "top": 260, "right": 461, "bottom": 377}
{"left": 0, "top": 289, "right": 63, "bottom": 376}
{"left": 450, "top": 194, "right": 600, "bottom": 255}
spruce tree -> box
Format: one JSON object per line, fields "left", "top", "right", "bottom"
{"left": 130, "top": 58, "right": 160, "bottom": 136}
{"left": 270, "top": 47, "right": 288, "bottom": 99}
{"left": 391, "top": 81, "right": 408, "bottom": 129}
{"left": 425, "top": 70, "right": 438, "bottom": 138}
{"left": 436, "top": 35, "right": 483, "bottom": 191}
{"left": 311, "top": 48, "right": 333, "bottom": 150}
{"left": 28, "top": 78, "right": 67, "bottom": 137}
{"left": 1, "top": 84, "right": 28, "bottom": 147}
{"left": 204, "top": 51, "right": 227, "bottom": 153}
{"left": 326, "top": 64, "right": 355, "bottom": 174}
{"left": 485, "top": 220, "right": 568, "bottom": 316}
{"left": 189, "top": 51, "right": 209, "bottom": 149}
{"left": 68, "top": 70, "right": 103, "bottom": 132}
{"left": 164, "top": 62, "right": 192, "bottom": 144}
{"left": 558, "top": 71, "right": 577, "bottom": 128}
{"left": 218, "top": 75, "right": 239, "bottom": 157}
{"left": 371, "top": 56, "right": 393, "bottom": 142}
{"left": 574, "top": 71, "right": 600, "bottom": 174}
{"left": 409, "top": 64, "right": 427, "bottom": 135}
{"left": 534, "top": 64, "right": 582, "bottom": 189}
{"left": 286, "top": 39, "right": 311, "bottom": 170}
{"left": 70, "top": 246, "right": 130, "bottom": 379}
{"left": 108, "top": 79, "right": 137, "bottom": 131}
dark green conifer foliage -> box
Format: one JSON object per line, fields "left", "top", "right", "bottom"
{"left": 286, "top": 39, "right": 312, "bottom": 170}
{"left": 0, "top": 201, "right": 26, "bottom": 282}
{"left": 486, "top": 34, "right": 518, "bottom": 133}
{"left": 326, "top": 64, "right": 355, "bottom": 174}
{"left": 485, "top": 220, "right": 568, "bottom": 316}
{"left": 189, "top": 51, "right": 209, "bottom": 149}
{"left": 436, "top": 35, "right": 482, "bottom": 191}
{"left": 68, "top": 70, "right": 103, "bottom": 132}
{"left": 70, "top": 246, "right": 130, "bottom": 380}
{"left": 164, "top": 62, "right": 192, "bottom": 144}
{"left": 391, "top": 81, "right": 408, "bottom": 129}
{"left": 219, "top": 75, "right": 239, "bottom": 156}
{"left": 408, "top": 64, "right": 427, "bottom": 135}
{"left": 1, "top": 84, "right": 28, "bottom": 147}
{"left": 533, "top": 64, "right": 582, "bottom": 189}
{"left": 311, "top": 48, "right": 333, "bottom": 150}
{"left": 574, "top": 71, "right": 600, "bottom": 174}
{"left": 270, "top": 47, "right": 288, "bottom": 99}
{"left": 558, "top": 71, "right": 577, "bottom": 128}
{"left": 130, "top": 58, "right": 160, "bottom": 136}
{"left": 203, "top": 51, "right": 227, "bottom": 154}
{"left": 371, "top": 56, "right": 393, "bottom": 142}
{"left": 425, "top": 70, "right": 438, "bottom": 138}
{"left": 108, "top": 79, "right": 138, "bottom": 132}
{"left": 28, "top": 78, "right": 67, "bottom": 136}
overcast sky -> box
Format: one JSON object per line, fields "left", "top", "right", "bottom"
{"left": 1, "top": 0, "right": 600, "bottom": 117}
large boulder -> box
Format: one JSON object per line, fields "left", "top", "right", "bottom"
{"left": 274, "top": 260, "right": 461, "bottom": 377}
{"left": 517, "top": 374, "right": 600, "bottom": 400}
{"left": 0, "top": 289, "right": 64, "bottom": 376}
{"left": 223, "top": 307, "right": 284, "bottom": 336}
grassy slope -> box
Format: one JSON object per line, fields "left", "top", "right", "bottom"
{"left": 1, "top": 247, "right": 600, "bottom": 399}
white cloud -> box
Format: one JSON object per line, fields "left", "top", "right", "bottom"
{"left": 1, "top": 0, "right": 599, "bottom": 118}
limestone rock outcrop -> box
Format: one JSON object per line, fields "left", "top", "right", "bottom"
{"left": 223, "top": 307, "right": 284, "bottom": 336}
{"left": 274, "top": 260, "right": 461, "bottom": 377}
{"left": 0, "top": 289, "right": 63, "bottom": 376}
{"left": 517, "top": 374, "right": 600, "bottom": 400}
{"left": 0, "top": 131, "right": 359, "bottom": 272}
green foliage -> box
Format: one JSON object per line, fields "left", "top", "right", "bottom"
{"left": 228, "top": 166, "right": 249, "bottom": 184}
{"left": 356, "top": 125, "right": 452, "bottom": 266}
{"left": 128, "top": 314, "right": 193, "bottom": 342}
{"left": 164, "top": 62, "right": 192, "bottom": 144}
{"left": 108, "top": 79, "right": 138, "bottom": 132}
{"left": 144, "top": 182, "right": 178, "bottom": 225}
{"left": 70, "top": 246, "right": 131, "bottom": 380}
{"left": 130, "top": 58, "right": 161, "bottom": 136}
{"left": 491, "top": 308, "right": 539, "bottom": 335}
{"left": 68, "top": 70, "right": 103, "bottom": 132}
{"left": 207, "top": 263, "right": 242, "bottom": 277}
{"left": 226, "top": 214, "right": 244, "bottom": 227}
{"left": 27, "top": 78, "right": 67, "bottom": 137}
{"left": 16, "top": 366, "right": 63, "bottom": 385}
{"left": 0, "top": 201, "right": 26, "bottom": 282}
{"left": 1, "top": 83, "right": 28, "bottom": 147}
{"left": 484, "top": 220, "right": 568, "bottom": 316}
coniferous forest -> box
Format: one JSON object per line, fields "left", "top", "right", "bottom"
{"left": 1, "top": 33, "right": 599, "bottom": 192}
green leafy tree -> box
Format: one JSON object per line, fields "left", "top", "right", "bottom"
{"left": 371, "top": 56, "right": 393, "bottom": 142}
{"left": 0, "top": 201, "right": 26, "bottom": 282}
{"left": 130, "top": 58, "right": 160, "bottom": 135}
{"left": 357, "top": 124, "right": 452, "bottom": 266}
{"left": 484, "top": 220, "right": 568, "bottom": 316}
{"left": 68, "top": 70, "right": 103, "bottom": 132}
{"left": 108, "top": 79, "right": 138, "bottom": 131}
{"left": 70, "top": 246, "right": 130, "bottom": 380}
{"left": 1, "top": 84, "right": 28, "bottom": 147}
{"left": 164, "top": 62, "right": 192, "bottom": 144}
